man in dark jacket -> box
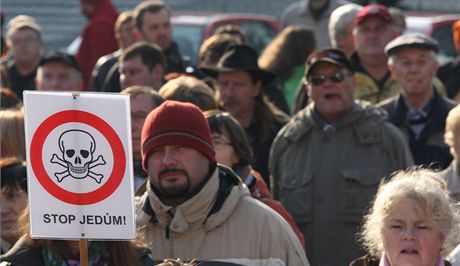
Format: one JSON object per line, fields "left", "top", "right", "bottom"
{"left": 132, "top": 0, "right": 185, "bottom": 74}
{"left": 378, "top": 33, "right": 456, "bottom": 169}
{"left": 201, "top": 45, "right": 289, "bottom": 186}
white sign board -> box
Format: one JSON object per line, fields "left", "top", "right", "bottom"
{"left": 24, "top": 91, "right": 135, "bottom": 239}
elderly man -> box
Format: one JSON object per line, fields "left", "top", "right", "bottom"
{"left": 0, "top": 17, "right": 43, "bottom": 99}
{"left": 119, "top": 42, "right": 166, "bottom": 91}
{"left": 135, "top": 100, "right": 308, "bottom": 265}
{"left": 35, "top": 51, "right": 83, "bottom": 91}
{"left": 350, "top": 4, "right": 400, "bottom": 103}
{"left": 269, "top": 48, "right": 413, "bottom": 266}
{"left": 121, "top": 86, "right": 164, "bottom": 190}
{"left": 328, "top": 3, "right": 362, "bottom": 58}
{"left": 201, "top": 44, "right": 288, "bottom": 185}
{"left": 378, "top": 33, "right": 456, "bottom": 170}
{"left": 132, "top": 0, "right": 185, "bottom": 74}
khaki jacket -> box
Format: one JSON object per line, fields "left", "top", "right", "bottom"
{"left": 136, "top": 166, "right": 309, "bottom": 266}
{"left": 269, "top": 102, "right": 413, "bottom": 266}
{"left": 354, "top": 72, "right": 447, "bottom": 104}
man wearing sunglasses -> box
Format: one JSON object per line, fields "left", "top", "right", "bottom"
{"left": 269, "top": 48, "right": 413, "bottom": 266}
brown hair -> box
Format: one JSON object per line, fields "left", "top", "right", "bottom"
{"left": 1, "top": 156, "right": 27, "bottom": 194}
{"left": 214, "top": 24, "right": 247, "bottom": 44}
{"left": 0, "top": 108, "right": 25, "bottom": 159}
{"left": 198, "top": 34, "right": 238, "bottom": 67}
{"left": 259, "top": 26, "right": 316, "bottom": 80}
{"left": 133, "top": 0, "right": 171, "bottom": 31}
{"left": 121, "top": 85, "right": 165, "bottom": 107}
{"left": 159, "top": 76, "right": 217, "bottom": 111}
{"left": 0, "top": 87, "right": 21, "bottom": 110}
{"left": 204, "top": 110, "right": 253, "bottom": 168}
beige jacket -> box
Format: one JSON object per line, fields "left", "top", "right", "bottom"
{"left": 136, "top": 166, "right": 309, "bottom": 265}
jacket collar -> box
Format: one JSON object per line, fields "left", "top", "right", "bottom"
{"left": 138, "top": 165, "right": 247, "bottom": 232}
{"left": 387, "top": 89, "right": 451, "bottom": 132}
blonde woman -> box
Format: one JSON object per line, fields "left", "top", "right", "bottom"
{"left": 441, "top": 104, "right": 460, "bottom": 202}
{"left": 350, "top": 168, "right": 460, "bottom": 266}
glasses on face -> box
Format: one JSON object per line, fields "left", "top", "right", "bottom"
{"left": 307, "top": 71, "right": 351, "bottom": 86}
{"left": 212, "top": 136, "right": 232, "bottom": 148}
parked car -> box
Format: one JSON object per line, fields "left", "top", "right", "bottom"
{"left": 405, "top": 13, "right": 460, "bottom": 63}
{"left": 171, "top": 12, "right": 280, "bottom": 65}
{"left": 67, "top": 12, "right": 279, "bottom": 66}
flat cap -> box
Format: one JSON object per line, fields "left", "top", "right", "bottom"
{"left": 385, "top": 33, "right": 439, "bottom": 55}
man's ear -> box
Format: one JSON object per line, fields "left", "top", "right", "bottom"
{"left": 253, "top": 80, "right": 262, "bottom": 97}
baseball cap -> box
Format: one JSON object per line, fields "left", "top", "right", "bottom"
{"left": 305, "top": 48, "right": 353, "bottom": 78}
{"left": 39, "top": 51, "right": 81, "bottom": 72}
{"left": 354, "top": 4, "right": 393, "bottom": 26}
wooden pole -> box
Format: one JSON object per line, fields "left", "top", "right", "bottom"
{"left": 79, "top": 239, "right": 88, "bottom": 266}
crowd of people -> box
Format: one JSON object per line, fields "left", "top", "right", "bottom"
{"left": 1, "top": 0, "right": 460, "bottom": 265}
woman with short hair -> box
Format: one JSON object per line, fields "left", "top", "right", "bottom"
{"left": 350, "top": 168, "right": 460, "bottom": 266}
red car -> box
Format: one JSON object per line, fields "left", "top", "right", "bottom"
{"left": 171, "top": 12, "right": 280, "bottom": 65}
{"left": 405, "top": 13, "right": 460, "bottom": 63}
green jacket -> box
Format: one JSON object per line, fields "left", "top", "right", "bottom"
{"left": 269, "top": 102, "right": 413, "bottom": 266}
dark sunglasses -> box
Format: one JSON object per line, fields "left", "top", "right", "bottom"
{"left": 307, "top": 71, "right": 351, "bottom": 86}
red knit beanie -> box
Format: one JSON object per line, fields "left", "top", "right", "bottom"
{"left": 141, "top": 100, "right": 216, "bottom": 170}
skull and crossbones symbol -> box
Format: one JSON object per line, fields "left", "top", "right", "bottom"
{"left": 50, "top": 129, "right": 106, "bottom": 184}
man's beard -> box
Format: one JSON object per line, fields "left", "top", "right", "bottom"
{"left": 157, "top": 168, "right": 190, "bottom": 198}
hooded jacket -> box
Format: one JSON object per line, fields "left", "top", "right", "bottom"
{"left": 269, "top": 101, "right": 413, "bottom": 266}
{"left": 136, "top": 165, "right": 309, "bottom": 265}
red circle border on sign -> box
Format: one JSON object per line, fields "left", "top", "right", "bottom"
{"left": 30, "top": 110, "right": 126, "bottom": 205}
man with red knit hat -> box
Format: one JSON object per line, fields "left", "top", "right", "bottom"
{"left": 135, "top": 100, "right": 309, "bottom": 265}
{"left": 77, "top": 0, "right": 118, "bottom": 90}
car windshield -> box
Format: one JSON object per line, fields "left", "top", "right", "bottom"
{"left": 173, "top": 25, "right": 204, "bottom": 65}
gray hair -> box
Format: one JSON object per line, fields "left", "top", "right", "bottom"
{"left": 328, "top": 3, "right": 362, "bottom": 48}
{"left": 360, "top": 168, "right": 460, "bottom": 258}
{"left": 387, "top": 49, "right": 438, "bottom": 66}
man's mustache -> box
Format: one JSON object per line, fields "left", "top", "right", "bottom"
{"left": 159, "top": 168, "right": 188, "bottom": 178}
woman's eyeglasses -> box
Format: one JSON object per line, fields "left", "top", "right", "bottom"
{"left": 306, "top": 71, "right": 351, "bottom": 86}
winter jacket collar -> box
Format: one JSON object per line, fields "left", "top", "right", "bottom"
{"left": 386, "top": 89, "right": 452, "bottom": 133}
{"left": 137, "top": 165, "right": 247, "bottom": 232}
{"left": 282, "top": 101, "right": 387, "bottom": 143}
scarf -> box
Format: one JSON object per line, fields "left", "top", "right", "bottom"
{"left": 380, "top": 253, "right": 445, "bottom": 266}
{"left": 41, "top": 242, "right": 109, "bottom": 266}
